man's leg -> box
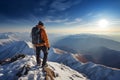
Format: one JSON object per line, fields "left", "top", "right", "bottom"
{"left": 41, "top": 46, "right": 48, "bottom": 67}
{"left": 36, "top": 47, "right": 41, "bottom": 65}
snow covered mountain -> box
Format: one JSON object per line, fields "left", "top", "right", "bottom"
{"left": 0, "top": 55, "right": 87, "bottom": 80}
{"left": 0, "top": 40, "right": 34, "bottom": 60}
{"left": 0, "top": 32, "right": 120, "bottom": 80}
{"left": 0, "top": 39, "right": 120, "bottom": 80}
{"left": 82, "top": 47, "right": 120, "bottom": 69}
{"left": 48, "top": 48, "right": 120, "bottom": 80}
{"left": 53, "top": 34, "right": 120, "bottom": 68}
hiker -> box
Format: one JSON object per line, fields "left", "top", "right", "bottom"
{"left": 31, "top": 21, "right": 50, "bottom": 67}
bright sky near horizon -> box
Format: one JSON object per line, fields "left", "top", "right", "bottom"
{"left": 0, "top": 0, "right": 120, "bottom": 35}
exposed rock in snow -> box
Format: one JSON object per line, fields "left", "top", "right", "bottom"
{"left": 0, "top": 55, "right": 88, "bottom": 80}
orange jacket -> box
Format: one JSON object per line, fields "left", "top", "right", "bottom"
{"left": 34, "top": 25, "right": 50, "bottom": 48}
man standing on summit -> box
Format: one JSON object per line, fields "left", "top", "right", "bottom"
{"left": 31, "top": 21, "right": 50, "bottom": 67}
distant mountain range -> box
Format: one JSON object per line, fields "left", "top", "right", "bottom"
{"left": 53, "top": 34, "right": 120, "bottom": 52}
{"left": 81, "top": 47, "right": 120, "bottom": 69}
{"left": 53, "top": 34, "right": 120, "bottom": 69}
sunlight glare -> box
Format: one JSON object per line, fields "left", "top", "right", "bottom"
{"left": 98, "top": 19, "right": 109, "bottom": 28}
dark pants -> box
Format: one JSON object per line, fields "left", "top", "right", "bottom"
{"left": 36, "top": 46, "right": 48, "bottom": 66}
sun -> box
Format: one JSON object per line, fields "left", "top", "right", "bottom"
{"left": 98, "top": 19, "right": 109, "bottom": 28}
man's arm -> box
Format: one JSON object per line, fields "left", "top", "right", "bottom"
{"left": 42, "top": 29, "right": 50, "bottom": 48}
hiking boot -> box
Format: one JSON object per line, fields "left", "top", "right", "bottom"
{"left": 37, "top": 63, "right": 41, "bottom": 66}
{"left": 37, "top": 60, "right": 41, "bottom": 66}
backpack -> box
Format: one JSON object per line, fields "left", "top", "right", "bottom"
{"left": 31, "top": 27, "right": 44, "bottom": 44}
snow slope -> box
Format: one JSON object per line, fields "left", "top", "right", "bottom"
{"left": 48, "top": 48, "right": 120, "bottom": 80}
{"left": 0, "top": 40, "right": 34, "bottom": 60}
{"left": 0, "top": 55, "right": 88, "bottom": 80}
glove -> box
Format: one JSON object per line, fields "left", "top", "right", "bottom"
{"left": 48, "top": 47, "right": 50, "bottom": 50}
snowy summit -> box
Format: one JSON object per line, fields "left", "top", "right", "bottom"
{"left": 0, "top": 55, "right": 88, "bottom": 80}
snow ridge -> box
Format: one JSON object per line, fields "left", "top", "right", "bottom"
{"left": 48, "top": 48, "right": 120, "bottom": 80}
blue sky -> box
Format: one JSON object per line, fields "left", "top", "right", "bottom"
{"left": 0, "top": 0, "right": 120, "bottom": 34}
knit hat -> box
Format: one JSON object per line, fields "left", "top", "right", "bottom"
{"left": 38, "top": 21, "right": 44, "bottom": 26}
